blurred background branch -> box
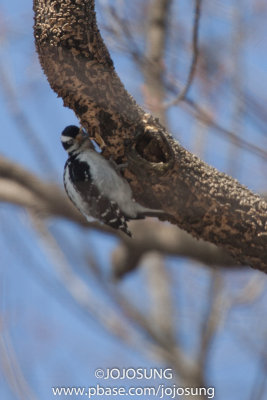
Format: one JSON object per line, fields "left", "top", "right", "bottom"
{"left": 1, "top": 0, "right": 267, "bottom": 399}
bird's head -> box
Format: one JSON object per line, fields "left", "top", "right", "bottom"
{"left": 61, "top": 125, "right": 93, "bottom": 155}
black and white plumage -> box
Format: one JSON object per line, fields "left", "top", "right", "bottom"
{"left": 61, "top": 125, "right": 163, "bottom": 236}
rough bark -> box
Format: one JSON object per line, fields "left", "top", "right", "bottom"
{"left": 0, "top": 156, "right": 237, "bottom": 270}
{"left": 33, "top": 0, "right": 267, "bottom": 272}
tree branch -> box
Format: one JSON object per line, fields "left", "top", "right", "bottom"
{"left": 33, "top": 0, "right": 267, "bottom": 272}
{"left": 0, "top": 156, "right": 239, "bottom": 271}
{"left": 112, "top": 219, "right": 237, "bottom": 278}
{"left": 143, "top": 0, "right": 172, "bottom": 125}
{"left": 165, "top": 0, "right": 202, "bottom": 107}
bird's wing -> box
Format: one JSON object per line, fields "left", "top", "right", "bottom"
{"left": 65, "top": 158, "right": 132, "bottom": 236}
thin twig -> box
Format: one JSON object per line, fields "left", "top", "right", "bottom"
{"left": 31, "top": 216, "right": 197, "bottom": 379}
{"left": 101, "top": 2, "right": 267, "bottom": 163}
{"left": 184, "top": 97, "right": 267, "bottom": 161}
{"left": 165, "top": 0, "right": 202, "bottom": 107}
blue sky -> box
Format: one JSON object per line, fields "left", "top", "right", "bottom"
{"left": 0, "top": 1, "right": 267, "bottom": 399}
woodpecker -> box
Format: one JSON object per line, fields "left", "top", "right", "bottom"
{"left": 61, "top": 125, "right": 164, "bottom": 236}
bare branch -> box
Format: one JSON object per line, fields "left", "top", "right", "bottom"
{"left": 112, "top": 219, "right": 238, "bottom": 278}
{"left": 0, "top": 155, "right": 240, "bottom": 271}
{"left": 103, "top": 279, "right": 204, "bottom": 392}
{"left": 99, "top": 3, "right": 267, "bottom": 163}
{"left": 33, "top": 0, "right": 267, "bottom": 271}
{"left": 183, "top": 97, "right": 267, "bottom": 161}
{"left": 143, "top": 253, "right": 175, "bottom": 345}
{"left": 0, "top": 155, "right": 113, "bottom": 233}
{"left": 165, "top": 0, "right": 202, "bottom": 107}
{"left": 199, "top": 271, "right": 225, "bottom": 372}
{"left": 143, "top": 0, "right": 172, "bottom": 125}
{"left": 32, "top": 217, "right": 207, "bottom": 395}
{"left": 31, "top": 216, "right": 146, "bottom": 347}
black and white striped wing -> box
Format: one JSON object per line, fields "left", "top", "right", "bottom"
{"left": 64, "top": 158, "right": 132, "bottom": 236}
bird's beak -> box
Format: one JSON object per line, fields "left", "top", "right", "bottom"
{"left": 76, "top": 132, "right": 83, "bottom": 143}
{"left": 76, "top": 128, "right": 87, "bottom": 144}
